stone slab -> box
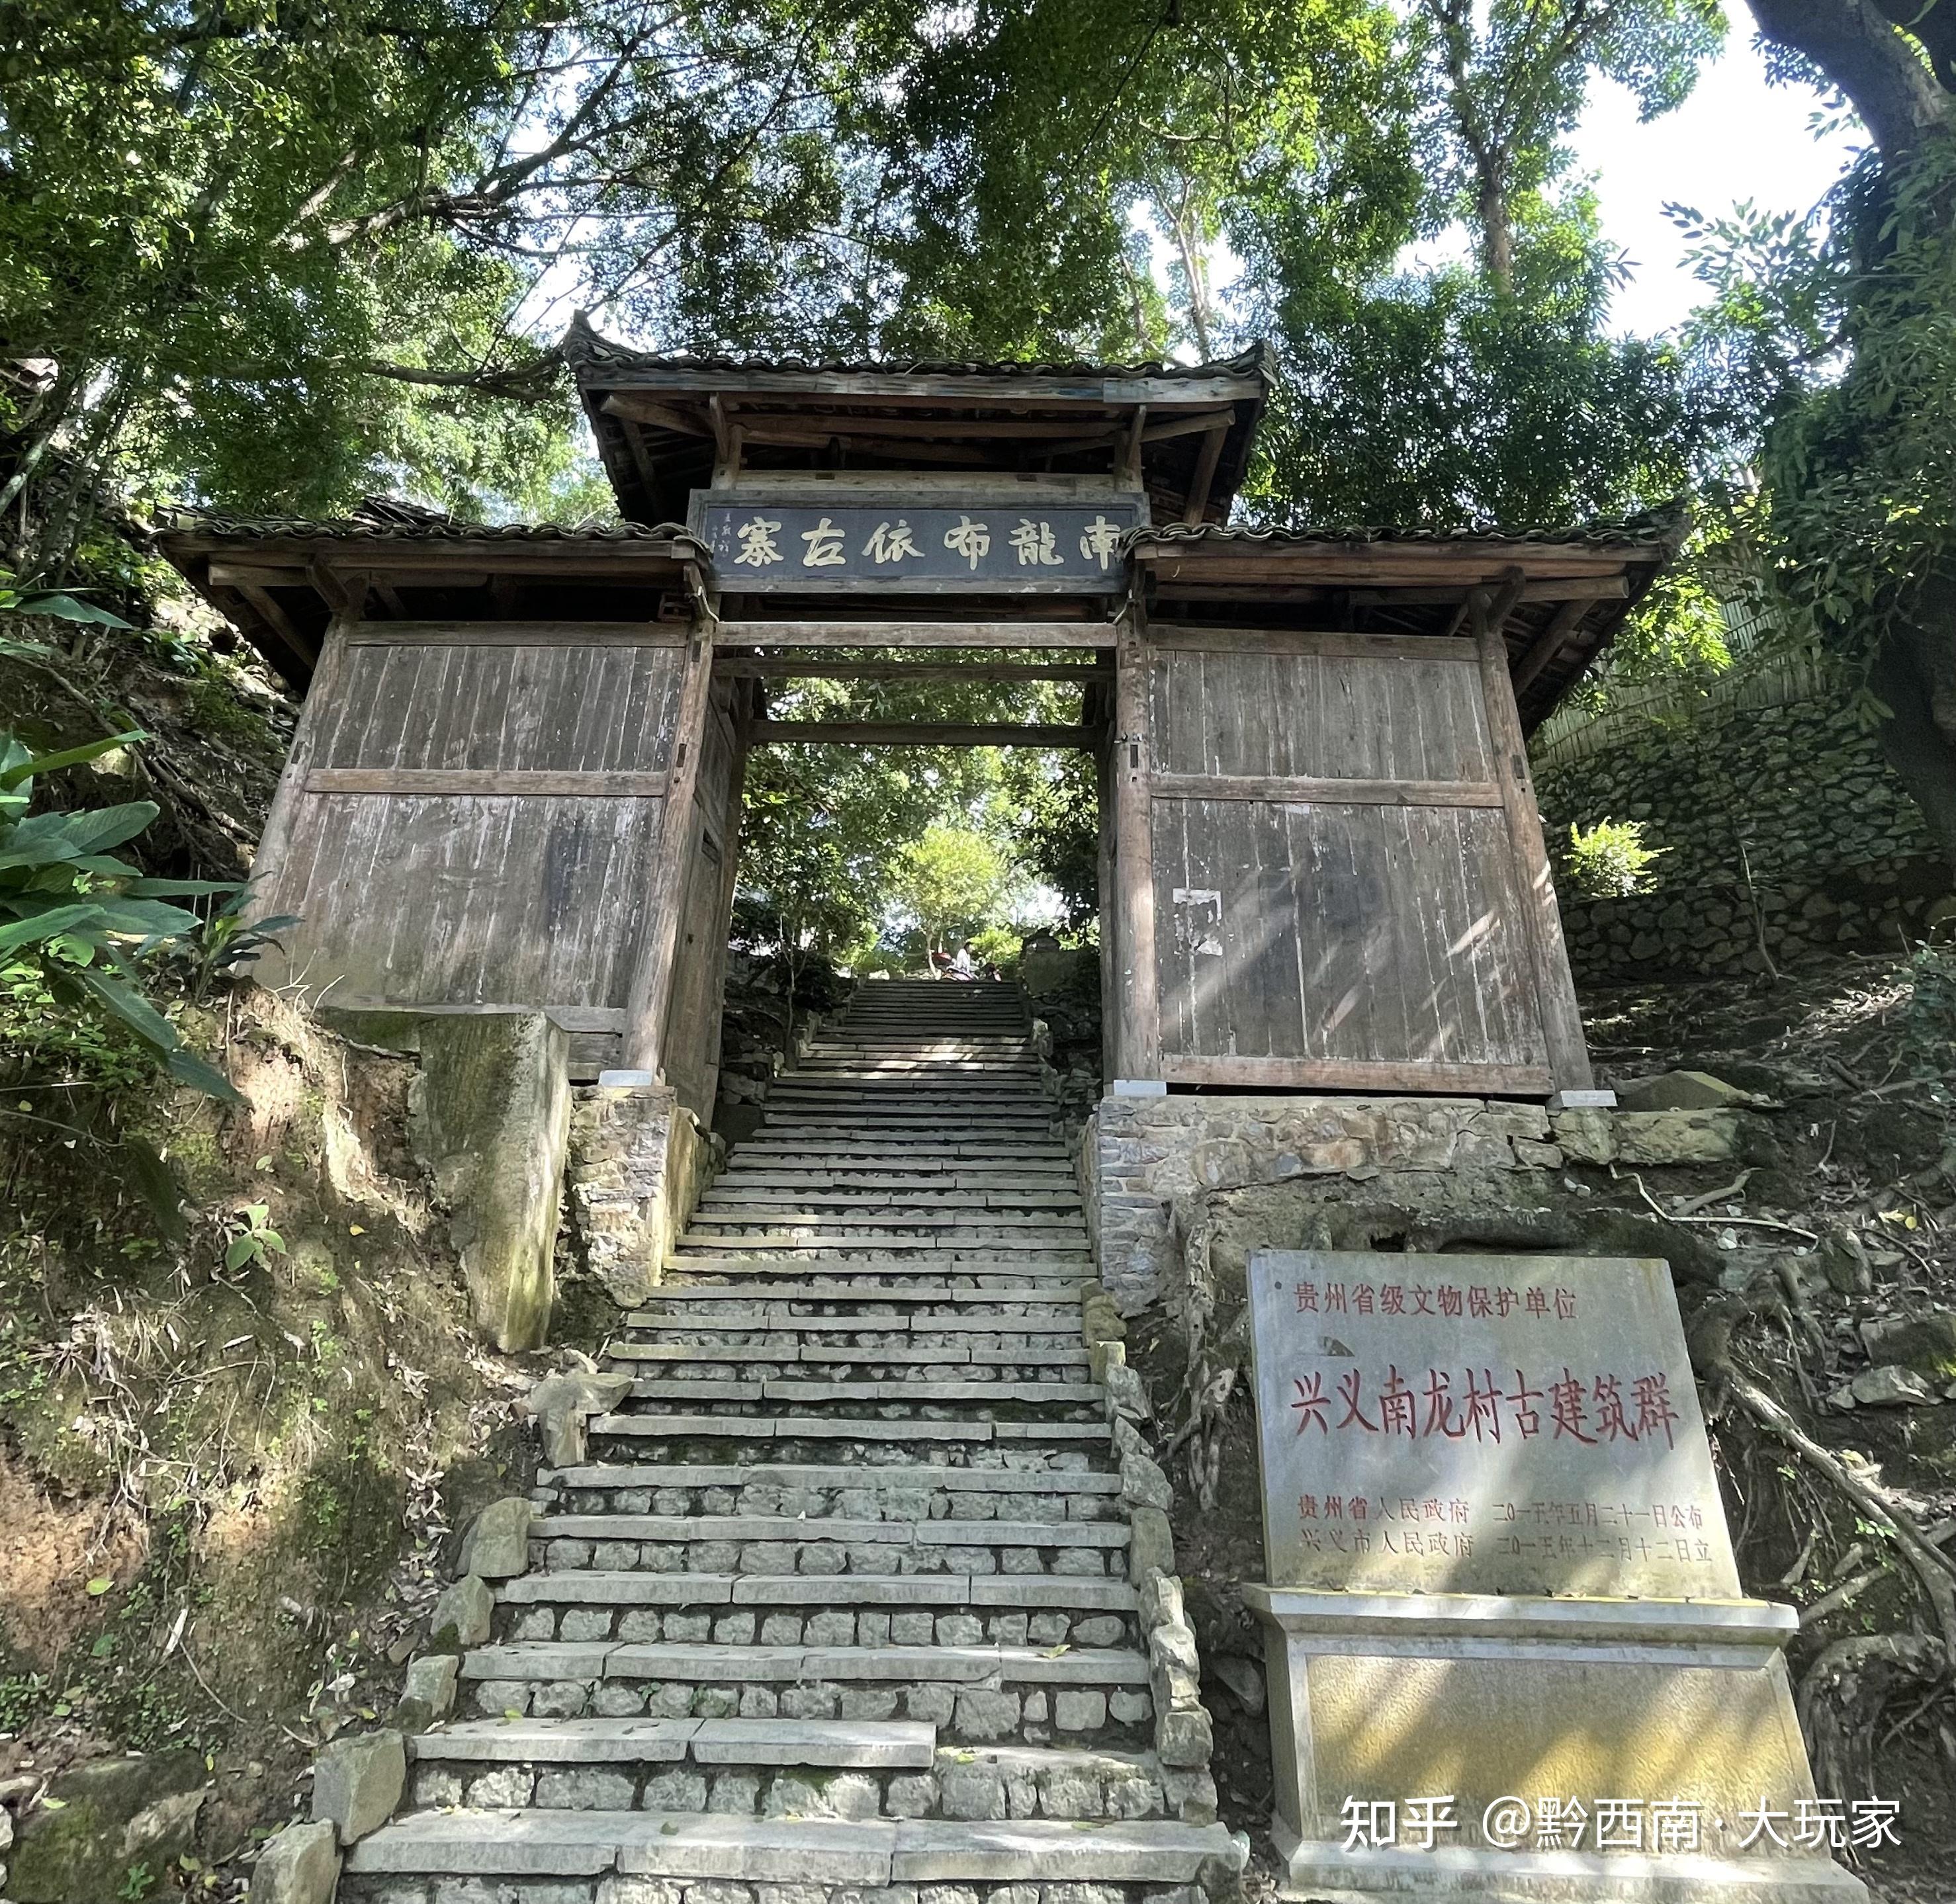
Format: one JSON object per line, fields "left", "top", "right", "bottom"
{"left": 500, "top": 1573, "right": 735, "bottom": 1605}
{"left": 689, "top": 1718, "right": 936, "bottom": 1767}
{"left": 887, "top": 1818, "right": 1240, "bottom": 1882}
{"left": 412, "top": 1718, "right": 699, "bottom": 1762}
{"left": 1246, "top": 1250, "right": 1740, "bottom": 1598}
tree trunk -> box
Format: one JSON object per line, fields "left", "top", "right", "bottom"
{"left": 1868, "top": 584, "right": 1956, "bottom": 880}
{"left": 1477, "top": 169, "right": 1515, "bottom": 293}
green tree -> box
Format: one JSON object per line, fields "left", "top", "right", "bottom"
{"left": 1677, "top": 0, "right": 1956, "bottom": 869}
{"left": 887, "top": 824, "right": 1014, "bottom": 958}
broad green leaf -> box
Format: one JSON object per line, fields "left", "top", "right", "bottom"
{"left": 0, "top": 902, "right": 104, "bottom": 955}
{"left": 13, "top": 591, "right": 134, "bottom": 628}
{"left": 94, "top": 897, "right": 202, "bottom": 937}
{"left": 126, "top": 877, "right": 242, "bottom": 896}
{"left": 224, "top": 1234, "right": 258, "bottom": 1270}
{"left": 72, "top": 967, "right": 176, "bottom": 1049}
{"left": 166, "top": 1047, "right": 245, "bottom": 1105}
{"left": 0, "top": 731, "right": 145, "bottom": 790}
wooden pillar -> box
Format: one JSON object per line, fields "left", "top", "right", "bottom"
{"left": 245, "top": 613, "right": 353, "bottom": 977}
{"left": 1093, "top": 700, "right": 1120, "bottom": 1092}
{"left": 695, "top": 688, "right": 752, "bottom": 1114}
{"left": 621, "top": 613, "right": 717, "bottom": 1076}
{"left": 1472, "top": 596, "right": 1595, "bottom": 1093}
{"left": 1112, "top": 603, "right": 1162, "bottom": 1080}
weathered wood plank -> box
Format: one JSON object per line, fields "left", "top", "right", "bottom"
{"left": 1149, "top": 774, "right": 1503, "bottom": 808}
{"left": 1474, "top": 608, "right": 1593, "bottom": 1092}
{"left": 1147, "top": 628, "right": 1480, "bottom": 661}
{"left": 715, "top": 621, "right": 1117, "bottom": 650}
{"left": 340, "top": 622, "right": 684, "bottom": 647}
{"left": 1112, "top": 607, "right": 1162, "bottom": 1079}
{"left": 305, "top": 769, "right": 671, "bottom": 797}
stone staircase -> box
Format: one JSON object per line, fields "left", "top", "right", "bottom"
{"left": 341, "top": 978, "right": 1241, "bottom": 1904}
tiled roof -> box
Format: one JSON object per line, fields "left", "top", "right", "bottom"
{"left": 1129, "top": 509, "right": 1683, "bottom": 550}
{"left": 165, "top": 501, "right": 694, "bottom": 543}
{"left": 563, "top": 313, "right": 1274, "bottom": 386}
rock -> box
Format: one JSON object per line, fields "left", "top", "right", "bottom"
{"left": 9, "top": 1750, "right": 206, "bottom": 1903}
{"left": 429, "top": 1573, "right": 493, "bottom": 1648}
{"left": 1088, "top": 1340, "right": 1126, "bottom": 1385}
{"left": 1155, "top": 1704, "right": 1214, "bottom": 1769}
{"left": 459, "top": 1496, "right": 533, "bottom": 1579}
{"left": 409, "top": 1010, "right": 570, "bottom": 1350}
{"left": 1120, "top": 1449, "right": 1174, "bottom": 1510}
{"left": 1614, "top": 1109, "right": 1740, "bottom": 1165}
{"left": 250, "top": 1821, "right": 341, "bottom": 1904}
{"left": 1128, "top": 1506, "right": 1175, "bottom": 1581}
{"left": 312, "top": 1729, "right": 406, "bottom": 1843}
{"left": 402, "top": 1653, "right": 459, "bottom": 1719}
{"left": 527, "top": 1371, "right": 636, "bottom": 1467}
{"left": 1615, "top": 1070, "right": 1761, "bottom": 1111}
{"left": 1103, "top": 1362, "right": 1149, "bottom": 1422}
{"left": 1834, "top": 1365, "right": 1935, "bottom": 1410}
{"left": 1859, "top": 1311, "right": 1956, "bottom": 1379}
{"left": 1550, "top": 1108, "right": 1617, "bottom": 1165}
{"left": 1818, "top": 1228, "right": 1873, "bottom": 1297}
{"left": 1210, "top": 1654, "right": 1265, "bottom": 1715}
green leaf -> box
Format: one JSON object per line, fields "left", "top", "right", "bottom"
{"left": 72, "top": 967, "right": 177, "bottom": 1049}
{"left": 86, "top": 1577, "right": 112, "bottom": 1595}
{"left": 0, "top": 902, "right": 105, "bottom": 955}
{"left": 0, "top": 730, "right": 145, "bottom": 791}
{"left": 13, "top": 591, "right": 134, "bottom": 628}
{"left": 166, "top": 1047, "right": 245, "bottom": 1105}
{"left": 93, "top": 897, "right": 202, "bottom": 937}
{"left": 224, "top": 1234, "right": 258, "bottom": 1270}
{"left": 125, "top": 877, "right": 242, "bottom": 897}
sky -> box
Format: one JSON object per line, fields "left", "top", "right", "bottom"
{"left": 1573, "top": 32, "right": 1863, "bottom": 337}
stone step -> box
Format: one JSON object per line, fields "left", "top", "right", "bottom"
{"left": 496, "top": 1571, "right": 1137, "bottom": 1615}
{"left": 465, "top": 1641, "right": 1145, "bottom": 1687}
{"left": 341, "top": 1809, "right": 1243, "bottom": 1891}
{"left": 669, "top": 1252, "right": 1089, "bottom": 1272}
{"left": 590, "top": 1414, "right": 1109, "bottom": 1446}
{"left": 604, "top": 1344, "right": 1092, "bottom": 1372}
{"left": 533, "top": 1512, "right": 1128, "bottom": 1550}
{"left": 616, "top": 1313, "right": 1084, "bottom": 1340}
{"left": 592, "top": 1415, "right": 1107, "bottom": 1447}
{"left": 627, "top": 1285, "right": 1085, "bottom": 1309}
{"left": 408, "top": 1734, "right": 1194, "bottom": 1825}
{"left": 623, "top": 1379, "right": 1105, "bottom": 1409}
{"left": 687, "top": 1211, "right": 1089, "bottom": 1233}
{"left": 536, "top": 1460, "right": 1119, "bottom": 1500}
{"left": 679, "top": 1225, "right": 1089, "bottom": 1246}
{"left": 737, "top": 1139, "right": 1067, "bottom": 1154}
{"left": 702, "top": 1190, "right": 1087, "bottom": 1211}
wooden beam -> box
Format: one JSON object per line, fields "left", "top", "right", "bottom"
{"left": 341, "top": 622, "right": 684, "bottom": 647}
{"left": 1121, "top": 405, "right": 1147, "bottom": 488}
{"left": 237, "top": 582, "right": 318, "bottom": 666}
{"left": 623, "top": 629, "right": 717, "bottom": 1076}
{"left": 1147, "top": 627, "right": 1478, "bottom": 662}
{"left": 714, "top": 621, "right": 1118, "bottom": 650}
{"left": 749, "top": 721, "right": 1096, "bottom": 748}
{"left": 1111, "top": 600, "right": 1162, "bottom": 1080}
{"left": 1471, "top": 590, "right": 1594, "bottom": 1094}
{"left": 713, "top": 658, "right": 1105, "bottom": 681}
{"left": 728, "top": 411, "right": 1132, "bottom": 441}
{"left": 1161, "top": 1055, "right": 1556, "bottom": 1096}
{"left": 603, "top": 391, "right": 713, "bottom": 435}
{"left": 1150, "top": 774, "right": 1503, "bottom": 808}
{"left": 1142, "top": 407, "right": 1237, "bottom": 443}
{"left": 305, "top": 769, "right": 670, "bottom": 797}
{"left": 1509, "top": 596, "right": 1595, "bottom": 697}
{"left": 1182, "top": 423, "right": 1227, "bottom": 524}
{"left": 1349, "top": 577, "right": 1628, "bottom": 609}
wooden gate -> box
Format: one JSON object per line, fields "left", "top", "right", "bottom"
{"left": 1117, "top": 621, "right": 1591, "bottom": 1096}
{"left": 249, "top": 617, "right": 740, "bottom": 1098}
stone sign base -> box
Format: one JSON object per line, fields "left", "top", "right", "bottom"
{"left": 1247, "top": 1589, "right": 1863, "bottom": 1904}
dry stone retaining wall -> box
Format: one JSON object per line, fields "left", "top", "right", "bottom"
{"left": 1534, "top": 671, "right": 1950, "bottom": 981}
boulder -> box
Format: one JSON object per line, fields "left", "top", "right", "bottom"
{"left": 9, "top": 1750, "right": 206, "bottom": 1903}
{"left": 1832, "top": 1365, "right": 1936, "bottom": 1410}
{"left": 312, "top": 1729, "right": 406, "bottom": 1843}
{"left": 1614, "top": 1109, "right": 1740, "bottom": 1166}
{"left": 429, "top": 1573, "right": 494, "bottom": 1649}
{"left": 1859, "top": 1311, "right": 1956, "bottom": 1379}
{"left": 1120, "top": 1448, "right": 1175, "bottom": 1510}
{"left": 402, "top": 1652, "right": 459, "bottom": 1719}
{"left": 1128, "top": 1506, "right": 1175, "bottom": 1581}
{"left": 250, "top": 1821, "right": 340, "bottom": 1904}
{"left": 1615, "top": 1070, "right": 1762, "bottom": 1112}
{"left": 526, "top": 1371, "right": 635, "bottom": 1468}
{"left": 459, "top": 1496, "right": 533, "bottom": 1579}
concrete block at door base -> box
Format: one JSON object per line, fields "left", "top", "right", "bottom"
{"left": 1247, "top": 1590, "right": 1865, "bottom": 1904}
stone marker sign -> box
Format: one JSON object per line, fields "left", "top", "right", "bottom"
{"left": 1243, "top": 1250, "right": 1863, "bottom": 1904}
{"left": 1248, "top": 1250, "right": 1738, "bottom": 1600}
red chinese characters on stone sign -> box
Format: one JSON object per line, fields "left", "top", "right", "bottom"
{"left": 1290, "top": 1366, "right": 1680, "bottom": 1448}
{"left": 1292, "top": 1280, "right": 1578, "bottom": 1320}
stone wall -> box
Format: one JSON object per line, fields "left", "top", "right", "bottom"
{"left": 1081, "top": 1092, "right": 1743, "bottom": 1310}
{"left": 1534, "top": 665, "right": 1951, "bottom": 980}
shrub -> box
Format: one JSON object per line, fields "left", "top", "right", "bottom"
{"left": 1563, "top": 818, "right": 1666, "bottom": 899}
